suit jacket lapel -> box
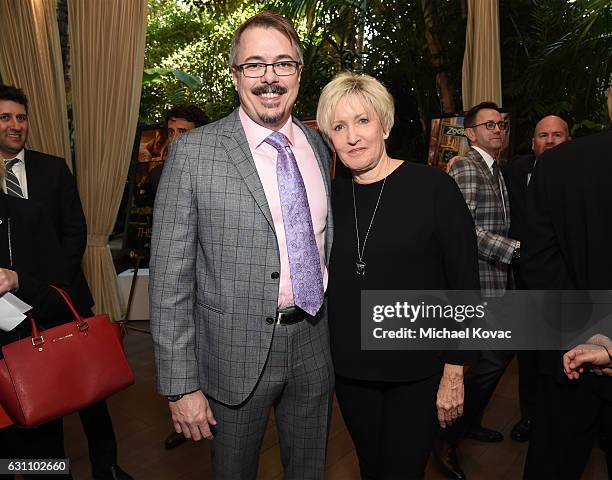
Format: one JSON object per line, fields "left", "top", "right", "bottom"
{"left": 220, "top": 110, "right": 334, "bottom": 263}
{"left": 220, "top": 110, "right": 275, "bottom": 231}
{"left": 23, "top": 150, "right": 43, "bottom": 202}
{"left": 468, "top": 148, "right": 511, "bottom": 227}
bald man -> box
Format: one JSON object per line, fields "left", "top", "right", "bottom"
{"left": 530, "top": 115, "right": 570, "bottom": 177}
{"left": 502, "top": 115, "right": 570, "bottom": 443}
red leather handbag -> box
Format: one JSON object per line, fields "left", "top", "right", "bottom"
{"left": 0, "top": 286, "right": 134, "bottom": 427}
{"left": 0, "top": 403, "right": 11, "bottom": 428}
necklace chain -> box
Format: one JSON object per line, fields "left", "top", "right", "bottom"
{"left": 352, "top": 176, "right": 387, "bottom": 276}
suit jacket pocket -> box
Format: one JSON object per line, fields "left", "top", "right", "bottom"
{"left": 195, "top": 299, "right": 224, "bottom": 315}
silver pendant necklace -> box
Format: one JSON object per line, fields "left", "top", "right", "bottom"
{"left": 352, "top": 176, "right": 387, "bottom": 276}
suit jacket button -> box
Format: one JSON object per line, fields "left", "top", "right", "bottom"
{"left": 265, "top": 317, "right": 274, "bottom": 325}
{"left": 271, "top": 272, "right": 280, "bottom": 279}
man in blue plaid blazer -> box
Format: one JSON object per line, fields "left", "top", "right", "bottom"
{"left": 435, "top": 102, "right": 521, "bottom": 479}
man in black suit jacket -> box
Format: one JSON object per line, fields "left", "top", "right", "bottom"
{"left": 521, "top": 84, "right": 612, "bottom": 478}
{"left": 502, "top": 115, "right": 570, "bottom": 443}
{"left": 0, "top": 84, "right": 132, "bottom": 480}
{"left": 0, "top": 193, "right": 76, "bottom": 478}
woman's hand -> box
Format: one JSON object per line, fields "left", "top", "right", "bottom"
{"left": 437, "top": 363, "right": 464, "bottom": 428}
{"left": 0, "top": 268, "right": 18, "bottom": 294}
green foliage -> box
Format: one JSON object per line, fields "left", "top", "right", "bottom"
{"left": 140, "top": 0, "right": 265, "bottom": 124}
{"left": 278, "top": 0, "right": 468, "bottom": 160}
{"left": 502, "top": 0, "right": 612, "bottom": 152}
{"left": 140, "top": 0, "right": 611, "bottom": 156}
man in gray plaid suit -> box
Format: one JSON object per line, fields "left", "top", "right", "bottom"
{"left": 435, "top": 102, "right": 521, "bottom": 479}
{"left": 149, "top": 11, "right": 334, "bottom": 480}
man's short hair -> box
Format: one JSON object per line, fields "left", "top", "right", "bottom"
{"left": 229, "top": 11, "right": 304, "bottom": 68}
{"left": 0, "top": 84, "right": 28, "bottom": 113}
{"left": 316, "top": 71, "right": 394, "bottom": 147}
{"left": 464, "top": 101, "right": 500, "bottom": 129}
{"left": 164, "top": 105, "right": 209, "bottom": 128}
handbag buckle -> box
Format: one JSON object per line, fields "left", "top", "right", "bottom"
{"left": 77, "top": 321, "right": 89, "bottom": 332}
{"left": 31, "top": 335, "right": 44, "bottom": 347}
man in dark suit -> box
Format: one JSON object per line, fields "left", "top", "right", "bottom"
{"left": 150, "top": 12, "right": 333, "bottom": 479}
{"left": 0, "top": 84, "right": 132, "bottom": 480}
{"left": 436, "top": 101, "right": 520, "bottom": 479}
{"left": 521, "top": 81, "right": 612, "bottom": 479}
{"left": 503, "top": 115, "right": 570, "bottom": 442}
{"left": 0, "top": 190, "right": 75, "bottom": 480}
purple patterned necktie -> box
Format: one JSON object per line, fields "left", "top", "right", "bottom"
{"left": 265, "top": 131, "right": 324, "bottom": 316}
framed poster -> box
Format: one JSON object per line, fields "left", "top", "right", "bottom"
{"left": 123, "top": 124, "right": 169, "bottom": 265}
{"left": 427, "top": 112, "right": 512, "bottom": 171}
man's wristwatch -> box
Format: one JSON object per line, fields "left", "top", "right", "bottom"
{"left": 166, "top": 394, "right": 184, "bottom": 402}
{"left": 166, "top": 390, "right": 197, "bottom": 402}
{"left": 512, "top": 240, "right": 521, "bottom": 259}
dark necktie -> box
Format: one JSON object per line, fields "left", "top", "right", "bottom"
{"left": 491, "top": 160, "right": 500, "bottom": 185}
{"left": 4, "top": 158, "right": 24, "bottom": 198}
{"left": 491, "top": 160, "right": 507, "bottom": 222}
{"left": 264, "top": 131, "right": 324, "bottom": 316}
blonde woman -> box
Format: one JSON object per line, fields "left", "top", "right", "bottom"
{"left": 317, "top": 72, "right": 479, "bottom": 479}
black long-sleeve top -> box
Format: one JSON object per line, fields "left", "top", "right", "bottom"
{"left": 328, "top": 161, "right": 480, "bottom": 382}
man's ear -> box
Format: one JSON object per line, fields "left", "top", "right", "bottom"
{"left": 231, "top": 68, "right": 238, "bottom": 91}
{"left": 465, "top": 127, "right": 476, "bottom": 143}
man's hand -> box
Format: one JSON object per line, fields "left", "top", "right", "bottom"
{"left": 445, "top": 155, "right": 461, "bottom": 173}
{"left": 564, "top": 344, "right": 612, "bottom": 380}
{"left": 0, "top": 268, "right": 18, "bottom": 294}
{"left": 168, "top": 390, "right": 217, "bottom": 440}
{"left": 437, "top": 364, "right": 464, "bottom": 428}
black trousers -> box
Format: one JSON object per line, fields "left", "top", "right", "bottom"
{"left": 517, "top": 350, "right": 539, "bottom": 420}
{"left": 76, "top": 306, "right": 119, "bottom": 474}
{"left": 461, "top": 349, "right": 515, "bottom": 429}
{"left": 335, "top": 373, "right": 441, "bottom": 480}
{"left": 78, "top": 400, "right": 118, "bottom": 474}
{"left": 437, "top": 349, "right": 514, "bottom": 445}
{"left": 524, "top": 373, "right": 612, "bottom": 479}
{"left": 0, "top": 418, "right": 72, "bottom": 480}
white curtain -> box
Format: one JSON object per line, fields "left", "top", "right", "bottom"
{"left": 69, "top": 0, "right": 148, "bottom": 320}
{"left": 462, "top": 0, "right": 503, "bottom": 110}
{"left": 0, "top": 0, "right": 71, "bottom": 166}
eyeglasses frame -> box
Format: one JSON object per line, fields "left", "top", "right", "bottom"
{"left": 234, "top": 61, "right": 302, "bottom": 78}
{"left": 467, "top": 120, "right": 509, "bottom": 131}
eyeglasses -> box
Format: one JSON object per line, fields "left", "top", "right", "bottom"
{"left": 468, "top": 120, "right": 509, "bottom": 131}
{"left": 235, "top": 61, "right": 301, "bottom": 78}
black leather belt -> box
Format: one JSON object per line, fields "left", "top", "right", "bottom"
{"left": 276, "top": 306, "right": 309, "bottom": 325}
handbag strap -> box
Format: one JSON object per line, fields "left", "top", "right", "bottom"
{"left": 49, "top": 285, "right": 86, "bottom": 327}
{"left": 28, "top": 286, "right": 88, "bottom": 347}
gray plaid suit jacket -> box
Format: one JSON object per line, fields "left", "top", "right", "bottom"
{"left": 149, "top": 109, "right": 334, "bottom": 405}
{"left": 448, "top": 147, "right": 515, "bottom": 297}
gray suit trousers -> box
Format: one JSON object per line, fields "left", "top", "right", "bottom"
{"left": 209, "top": 315, "right": 334, "bottom": 480}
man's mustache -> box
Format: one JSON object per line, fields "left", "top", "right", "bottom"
{"left": 251, "top": 85, "right": 287, "bottom": 96}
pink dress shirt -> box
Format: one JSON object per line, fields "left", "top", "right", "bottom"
{"left": 239, "top": 108, "right": 328, "bottom": 309}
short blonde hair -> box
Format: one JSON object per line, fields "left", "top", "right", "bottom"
{"left": 316, "top": 71, "right": 394, "bottom": 146}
